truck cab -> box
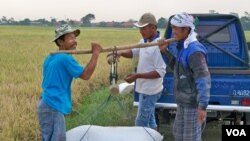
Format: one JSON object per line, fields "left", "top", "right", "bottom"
{"left": 134, "top": 14, "right": 250, "bottom": 125}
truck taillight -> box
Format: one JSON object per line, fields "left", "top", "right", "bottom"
{"left": 241, "top": 98, "right": 250, "bottom": 106}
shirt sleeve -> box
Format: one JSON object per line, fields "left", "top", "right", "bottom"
{"left": 188, "top": 52, "right": 211, "bottom": 109}
{"left": 153, "top": 47, "right": 167, "bottom": 78}
{"left": 132, "top": 48, "right": 140, "bottom": 58}
{"left": 132, "top": 39, "right": 144, "bottom": 58}
{"left": 195, "top": 76, "right": 211, "bottom": 110}
{"left": 162, "top": 50, "right": 176, "bottom": 70}
{"left": 63, "top": 55, "right": 84, "bottom": 78}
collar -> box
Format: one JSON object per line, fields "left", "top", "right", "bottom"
{"left": 143, "top": 31, "right": 160, "bottom": 43}
{"left": 183, "top": 31, "right": 197, "bottom": 49}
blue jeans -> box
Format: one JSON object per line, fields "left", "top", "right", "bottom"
{"left": 37, "top": 99, "right": 66, "bottom": 141}
{"left": 135, "top": 92, "right": 162, "bottom": 129}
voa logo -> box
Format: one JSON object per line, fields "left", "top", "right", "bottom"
{"left": 226, "top": 129, "right": 246, "bottom": 136}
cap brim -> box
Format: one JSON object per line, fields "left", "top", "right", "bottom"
{"left": 134, "top": 23, "right": 149, "bottom": 28}
{"left": 52, "top": 29, "right": 80, "bottom": 42}
{"left": 73, "top": 29, "right": 80, "bottom": 37}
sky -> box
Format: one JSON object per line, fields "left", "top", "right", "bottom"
{"left": 0, "top": 0, "right": 249, "bottom": 22}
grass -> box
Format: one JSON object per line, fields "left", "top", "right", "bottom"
{"left": 65, "top": 87, "right": 137, "bottom": 130}
{"left": 0, "top": 25, "right": 249, "bottom": 140}
{"left": 0, "top": 26, "right": 139, "bottom": 141}
{"left": 245, "top": 31, "right": 250, "bottom": 42}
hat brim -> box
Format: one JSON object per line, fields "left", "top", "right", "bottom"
{"left": 134, "top": 23, "right": 149, "bottom": 28}
{"left": 52, "top": 29, "right": 80, "bottom": 42}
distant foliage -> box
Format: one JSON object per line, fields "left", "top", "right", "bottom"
{"left": 1, "top": 12, "right": 250, "bottom": 30}
{"left": 240, "top": 12, "right": 250, "bottom": 31}
{"left": 157, "top": 17, "right": 168, "bottom": 29}
{"left": 81, "top": 13, "right": 95, "bottom": 27}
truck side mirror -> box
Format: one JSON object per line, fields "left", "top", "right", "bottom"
{"left": 248, "top": 42, "right": 250, "bottom": 50}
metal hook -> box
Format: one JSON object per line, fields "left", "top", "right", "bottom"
{"left": 109, "top": 46, "right": 118, "bottom": 85}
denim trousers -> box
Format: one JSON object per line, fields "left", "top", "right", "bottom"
{"left": 135, "top": 92, "right": 161, "bottom": 129}
{"left": 37, "top": 99, "right": 66, "bottom": 141}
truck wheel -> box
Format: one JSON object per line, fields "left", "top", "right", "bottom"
{"left": 155, "top": 108, "right": 160, "bottom": 128}
{"left": 155, "top": 108, "right": 171, "bottom": 125}
{"left": 244, "top": 113, "right": 250, "bottom": 125}
{"left": 161, "top": 109, "right": 171, "bottom": 124}
{"left": 234, "top": 112, "right": 242, "bottom": 125}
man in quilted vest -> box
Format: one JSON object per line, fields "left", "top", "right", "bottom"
{"left": 159, "top": 12, "right": 211, "bottom": 141}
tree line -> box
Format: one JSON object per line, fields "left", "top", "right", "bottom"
{"left": 1, "top": 12, "right": 250, "bottom": 30}
{"left": 0, "top": 13, "right": 168, "bottom": 29}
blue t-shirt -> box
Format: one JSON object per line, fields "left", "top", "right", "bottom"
{"left": 41, "top": 53, "right": 84, "bottom": 114}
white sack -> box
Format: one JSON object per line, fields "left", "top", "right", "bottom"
{"left": 66, "top": 125, "right": 163, "bottom": 141}
{"left": 118, "top": 82, "right": 134, "bottom": 94}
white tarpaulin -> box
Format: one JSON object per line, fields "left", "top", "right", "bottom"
{"left": 66, "top": 125, "right": 163, "bottom": 141}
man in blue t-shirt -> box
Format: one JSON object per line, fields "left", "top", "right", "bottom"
{"left": 37, "top": 24, "right": 102, "bottom": 141}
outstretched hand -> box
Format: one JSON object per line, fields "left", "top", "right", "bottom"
{"left": 158, "top": 39, "right": 169, "bottom": 53}
{"left": 91, "top": 42, "right": 102, "bottom": 55}
{"left": 124, "top": 73, "right": 138, "bottom": 83}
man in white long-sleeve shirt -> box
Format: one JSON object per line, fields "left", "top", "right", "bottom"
{"left": 107, "top": 13, "right": 166, "bottom": 130}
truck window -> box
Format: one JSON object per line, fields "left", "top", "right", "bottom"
{"left": 196, "top": 25, "right": 230, "bottom": 43}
